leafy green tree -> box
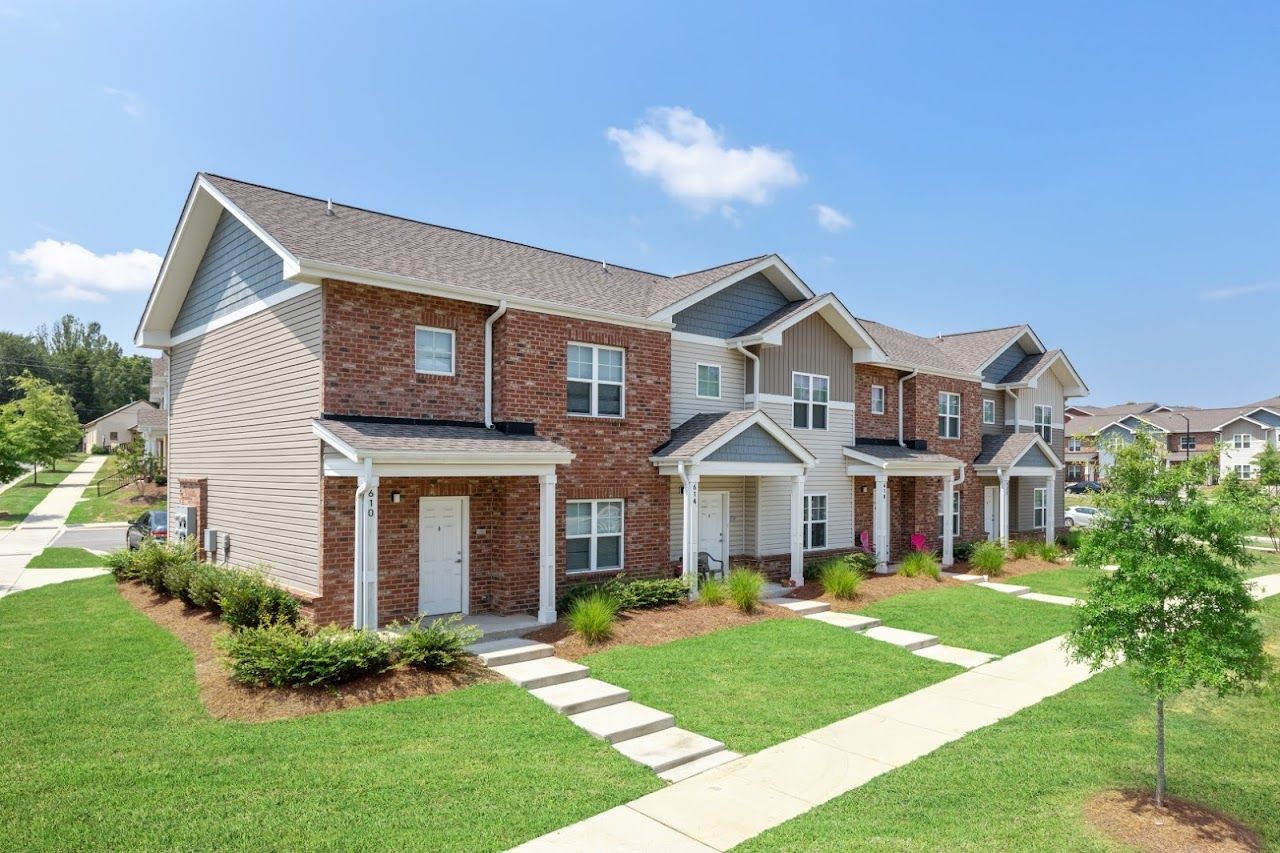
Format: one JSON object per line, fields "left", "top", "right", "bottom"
{"left": 36, "top": 315, "right": 150, "bottom": 422}
{"left": 113, "top": 434, "right": 153, "bottom": 496}
{"left": 1255, "top": 443, "right": 1280, "bottom": 487}
{"left": 0, "top": 331, "right": 51, "bottom": 405}
{"left": 0, "top": 407, "right": 24, "bottom": 484}
{"left": 4, "top": 374, "right": 82, "bottom": 483}
{"left": 1066, "top": 432, "right": 1269, "bottom": 808}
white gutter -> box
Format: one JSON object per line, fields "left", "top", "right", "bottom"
{"left": 484, "top": 300, "right": 508, "bottom": 428}
{"left": 676, "top": 461, "right": 695, "bottom": 596}
{"left": 898, "top": 370, "right": 919, "bottom": 447}
{"left": 734, "top": 342, "right": 760, "bottom": 410}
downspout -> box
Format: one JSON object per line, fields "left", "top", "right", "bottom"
{"left": 676, "top": 461, "right": 694, "bottom": 596}
{"left": 484, "top": 300, "right": 508, "bottom": 428}
{"left": 735, "top": 342, "right": 760, "bottom": 410}
{"left": 354, "top": 457, "right": 374, "bottom": 629}
{"left": 898, "top": 370, "right": 919, "bottom": 446}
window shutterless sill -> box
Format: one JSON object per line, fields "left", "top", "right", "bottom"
{"left": 566, "top": 413, "right": 625, "bottom": 421}
{"left": 565, "top": 567, "right": 624, "bottom": 576}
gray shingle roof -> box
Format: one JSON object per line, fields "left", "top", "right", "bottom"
{"left": 314, "top": 419, "right": 570, "bottom": 456}
{"left": 976, "top": 432, "right": 1041, "bottom": 467}
{"left": 996, "top": 349, "right": 1062, "bottom": 384}
{"left": 845, "top": 445, "right": 964, "bottom": 466}
{"left": 205, "top": 174, "right": 761, "bottom": 320}
{"left": 934, "top": 326, "right": 1023, "bottom": 373}
{"left": 136, "top": 407, "right": 167, "bottom": 429}
{"left": 855, "top": 318, "right": 964, "bottom": 374}
{"left": 732, "top": 296, "right": 824, "bottom": 338}
{"left": 653, "top": 411, "right": 759, "bottom": 459}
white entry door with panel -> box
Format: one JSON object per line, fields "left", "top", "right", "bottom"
{"left": 419, "top": 497, "right": 468, "bottom": 616}
{"left": 983, "top": 486, "right": 998, "bottom": 541}
{"left": 697, "top": 491, "right": 729, "bottom": 568}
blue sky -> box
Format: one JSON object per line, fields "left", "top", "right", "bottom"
{"left": 1, "top": 1, "right": 1277, "bottom": 407}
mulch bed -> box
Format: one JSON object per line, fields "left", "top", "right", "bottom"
{"left": 967, "top": 556, "right": 1069, "bottom": 580}
{"left": 527, "top": 601, "right": 795, "bottom": 661}
{"left": 1084, "top": 789, "right": 1261, "bottom": 853}
{"left": 117, "top": 581, "right": 498, "bottom": 723}
{"left": 787, "top": 572, "right": 960, "bottom": 612}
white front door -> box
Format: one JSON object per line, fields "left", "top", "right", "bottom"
{"left": 697, "top": 491, "right": 728, "bottom": 568}
{"left": 983, "top": 486, "right": 998, "bottom": 541}
{"left": 419, "top": 497, "right": 467, "bottom": 616}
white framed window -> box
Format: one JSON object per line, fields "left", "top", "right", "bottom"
{"left": 870, "top": 385, "right": 886, "bottom": 415}
{"left": 1033, "top": 405, "right": 1053, "bottom": 442}
{"left": 695, "top": 363, "right": 721, "bottom": 399}
{"left": 1233, "top": 433, "right": 1252, "bottom": 450}
{"left": 567, "top": 343, "right": 624, "bottom": 418}
{"left": 937, "top": 490, "right": 961, "bottom": 538}
{"left": 803, "top": 494, "right": 828, "bottom": 550}
{"left": 1235, "top": 464, "right": 1253, "bottom": 480}
{"left": 566, "top": 499, "right": 624, "bottom": 573}
{"left": 1180, "top": 435, "right": 1196, "bottom": 450}
{"left": 982, "top": 398, "right": 996, "bottom": 425}
{"left": 938, "top": 392, "right": 960, "bottom": 439}
{"left": 793, "top": 372, "right": 829, "bottom": 430}
{"left": 414, "top": 326, "right": 455, "bottom": 375}
{"left": 1033, "top": 487, "right": 1047, "bottom": 529}
{"left": 1067, "top": 437, "right": 1083, "bottom": 452}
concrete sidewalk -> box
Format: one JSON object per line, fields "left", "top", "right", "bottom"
{"left": 514, "top": 574, "right": 1280, "bottom": 852}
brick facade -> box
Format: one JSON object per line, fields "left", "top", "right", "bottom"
{"left": 853, "top": 364, "right": 906, "bottom": 441}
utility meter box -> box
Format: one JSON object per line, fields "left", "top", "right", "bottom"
{"left": 203, "top": 528, "right": 218, "bottom": 556}
{"left": 171, "top": 504, "right": 197, "bottom": 540}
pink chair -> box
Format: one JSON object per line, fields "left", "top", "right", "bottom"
{"left": 859, "top": 530, "right": 874, "bottom": 553}
{"left": 909, "top": 533, "right": 927, "bottom": 552}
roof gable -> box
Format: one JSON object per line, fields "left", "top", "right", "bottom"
{"left": 672, "top": 272, "right": 790, "bottom": 338}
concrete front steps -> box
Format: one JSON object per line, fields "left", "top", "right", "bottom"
{"left": 976, "top": 581, "right": 1031, "bottom": 596}
{"left": 468, "top": 637, "right": 730, "bottom": 780}
{"left": 780, "top": 601, "right": 997, "bottom": 670}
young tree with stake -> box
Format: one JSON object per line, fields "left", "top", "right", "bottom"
{"left": 1066, "top": 431, "right": 1269, "bottom": 808}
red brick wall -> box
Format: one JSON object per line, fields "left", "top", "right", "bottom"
{"left": 854, "top": 365, "right": 906, "bottom": 440}
{"left": 1166, "top": 431, "right": 1216, "bottom": 455}
{"left": 177, "top": 477, "right": 208, "bottom": 559}
{"left": 322, "top": 280, "right": 492, "bottom": 420}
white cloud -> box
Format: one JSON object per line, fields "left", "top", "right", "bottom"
{"left": 606, "top": 107, "right": 804, "bottom": 213}
{"left": 8, "top": 239, "right": 161, "bottom": 302}
{"left": 1200, "top": 283, "right": 1274, "bottom": 301}
{"left": 103, "top": 86, "right": 145, "bottom": 118}
{"left": 813, "top": 204, "right": 852, "bottom": 232}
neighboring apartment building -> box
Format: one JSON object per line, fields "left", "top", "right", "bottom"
{"left": 81, "top": 399, "right": 157, "bottom": 452}
{"left": 135, "top": 355, "right": 168, "bottom": 465}
{"left": 135, "top": 173, "right": 1087, "bottom": 629}
{"left": 1065, "top": 400, "right": 1280, "bottom": 482}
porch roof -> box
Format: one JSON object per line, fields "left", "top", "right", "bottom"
{"left": 974, "top": 432, "right": 1063, "bottom": 474}
{"left": 313, "top": 418, "right": 573, "bottom": 465}
{"left": 843, "top": 444, "right": 964, "bottom": 476}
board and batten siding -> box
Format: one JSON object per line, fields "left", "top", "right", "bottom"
{"left": 168, "top": 288, "right": 323, "bottom": 593}
{"left": 671, "top": 273, "right": 789, "bottom": 338}
{"left": 752, "top": 314, "right": 854, "bottom": 401}
{"left": 670, "top": 337, "right": 746, "bottom": 427}
{"left": 172, "top": 210, "right": 295, "bottom": 336}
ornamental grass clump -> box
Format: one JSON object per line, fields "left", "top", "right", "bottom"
{"left": 568, "top": 592, "right": 618, "bottom": 644}
{"left": 1009, "top": 539, "right": 1038, "bottom": 560}
{"left": 698, "top": 578, "right": 726, "bottom": 606}
{"left": 726, "top": 568, "right": 765, "bottom": 613}
{"left": 818, "top": 560, "right": 862, "bottom": 600}
{"left": 970, "top": 540, "right": 1006, "bottom": 575}
{"left": 1037, "top": 543, "right": 1062, "bottom": 562}
{"left": 899, "top": 549, "right": 941, "bottom": 580}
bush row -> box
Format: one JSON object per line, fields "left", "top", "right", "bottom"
{"left": 557, "top": 575, "right": 688, "bottom": 615}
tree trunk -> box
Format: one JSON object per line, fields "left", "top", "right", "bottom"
{"left": 31, "top": 463, "right": 39, "bottom": 486}
{"left": 1155, "top": 697, "right": 1166, "bottom": 808}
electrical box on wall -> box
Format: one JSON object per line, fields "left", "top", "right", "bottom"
{"left": 171, "top": 504, "right": 197, "bottom": 540}
{"left": 203, "top": 528, "right": 218, "bottom": 556}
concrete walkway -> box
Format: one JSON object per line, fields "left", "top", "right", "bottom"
{"left": 513, "top": 574, "right": 1280, "bottom": 852}
{"left": 0, "top": 456, "right": 110, "bottom": 598}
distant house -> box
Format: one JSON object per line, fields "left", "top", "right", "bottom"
{"left": 81, "top": 400, "right": 157, "bottom": 452}
{"left": 136, "top": 356, "right": 169, "bottom": 464}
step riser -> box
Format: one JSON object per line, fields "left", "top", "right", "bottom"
{"left": 516, "top": 669, "right": 589, "bottom": 690}
{"left": 588, "top": 717, "right": 673, "bottom": 745}
{"left": 479, "top": 647, "right": 554, "bottom": 667}
{"left": 657, "top": 750, "right": 742, "bottom": 783}
{"left": 647, "top": 743, "right": 725, "bottom": 774}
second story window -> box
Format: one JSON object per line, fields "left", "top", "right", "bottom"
{"left": 1235, "top": 464, "right": 1253, "bottom": 479}
{"left": 1034, "top": 405, "right": 1053, "bottom": 442}
{"left": 1233, "top": 433, "right": 1252, "bottom": 450}
{"left": 937, "top": 391, "right": 960, "bottom": 439}
{"left": 1180, "top": 435, "right": 1196, "bottom": 450}
{"left": 982, "top": 398, "right": 996, "bottom": 425}
{"left": 793, "top": 372, "right": 829, "bottom": 430}
{"left": 1068, "top": 437, "right": 1083, "bottom": 452}
{"left": 696, "top": 363, "right": 721, "bottom": 399}
{"left": 870, "top": 385, "right": 886, "bottom": 415}
{"left": 567, "top": 344, "right": 624, "bottom": 418}
{"left": 415, "top": 326, "right": 455, "bottom": 375}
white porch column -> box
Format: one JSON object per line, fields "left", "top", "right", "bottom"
{"left": 873, "top": 473, "right": 890, "bottom": 572}
{"left": 941, "top": 473, "right": 955, "bottom": 568}
{"left": 683, "top": 472, "right": 701, "bottom": 590}
{"left": 1044, "top": 473, "right": 1056, "bottom": 545}
{"left": 353, "top": 462, "right": 379, "bottom": 629}
{"left": 998, "top": 470, "right": 1010, "bottom": 547}
{"left": 789, "top": 473, "right": 805, "bottom": 584}
{"left": 537, "top": 473, "right": 557, "bottom": 624}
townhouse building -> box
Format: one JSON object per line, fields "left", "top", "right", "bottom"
{"left": 136, "top": 174, "right": 1087, "bottom": 629}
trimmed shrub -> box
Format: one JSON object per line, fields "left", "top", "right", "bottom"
{"left": 393, "top": 615, "right": 482, "bottom": 669}
{"left": 727, "top": 568, "right": 765, "bottom": 613}
{"left": 220, "top": 623, "right": 396, "bottom": 688}
{"left": 818, "top": 560, "right": 862, "bottom": 600}
{"left": 899, "top": 550, "right": 941, "bottom": 580}
{"left": 1009, "top": 539, "right": 1037, "bottom": 560}
{"left": 567, "top": 593, "right": 617, "bottom": 644}
{"left": 162, "top": 560, "right": 199, "bottom": 604}
{"left": 187, "top": 563, "right": 234, "bottom": 610}
{"left": 698, "top": 578, "right": 726, "bottom": 606}
{"left": 105, "top": 548, "right": 142, "bottom": 581}
{"left": 970, "top": 540, "right": 1006, "bottom": 575}
{"left": 952, "top": 540, "right": 979, "bottom": 563}
{"left": 616, "top": 578, "right": 687, "bottom": 609}
{"left": 1057, "top": 529, "right": 1083, "bottom": 552}
{"left": 218, "top": 568, "right": 300, "bottom": 631}
{"left": 848, "top": 551, "right": 878, "bottom": 575}
{"left": 1037, "top": 543, "right": 1062, "bottom": 562}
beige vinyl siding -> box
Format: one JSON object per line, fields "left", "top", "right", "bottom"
{"left": 670, "top": 338, "right": 746, "bottom": 427}
{"left": 755, "top": 314, "right": 854, "bottom": 402}
{"left": 668, "top": 476, "right": 757, "bottom": 562}
{"left": 168, "top": 288, "right": 323, "bottom": 593}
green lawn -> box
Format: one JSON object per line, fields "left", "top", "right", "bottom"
{"left": 584, "top": 618, "right": 959, "bottom": 754}
{"left": 25, "top": 547, "right": 107, "bottom": 568}
{"left": 66, "top": 456, "right": 166, "bottom": 525}
{"left": 0, "top": 456, "right": 87, "bottom": 528}
{"left": 0, "top": 577, "right": 659, "bottom": 851}
{"left": 739, "top": 595, "right": 1280, "bottom": 852}
{"left": 857, "top": 584, "right": 1078, "bottom": 656}
{"left": 1018, "top": 565, "right": 1100, "bottom": 599}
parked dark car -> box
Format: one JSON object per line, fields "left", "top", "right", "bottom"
{"left": 1066, "top": 481, "right": 1104, "bottom": 494}
{"left": 126, "top": 510, "right": 168, "bottom": 550}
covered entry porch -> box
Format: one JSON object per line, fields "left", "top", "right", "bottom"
{"left": 975, "top": 432, "right": 1064, "bottom": 546}
{"left": 652, "top": 410, "right": 817, "bottom": 589}
{"left": 313, "top": 418, "right": 574, "bottom": 629}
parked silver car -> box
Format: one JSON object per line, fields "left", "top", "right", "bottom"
{"left": 1063, "top": 505, "right": 1104, "bottom": 528}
